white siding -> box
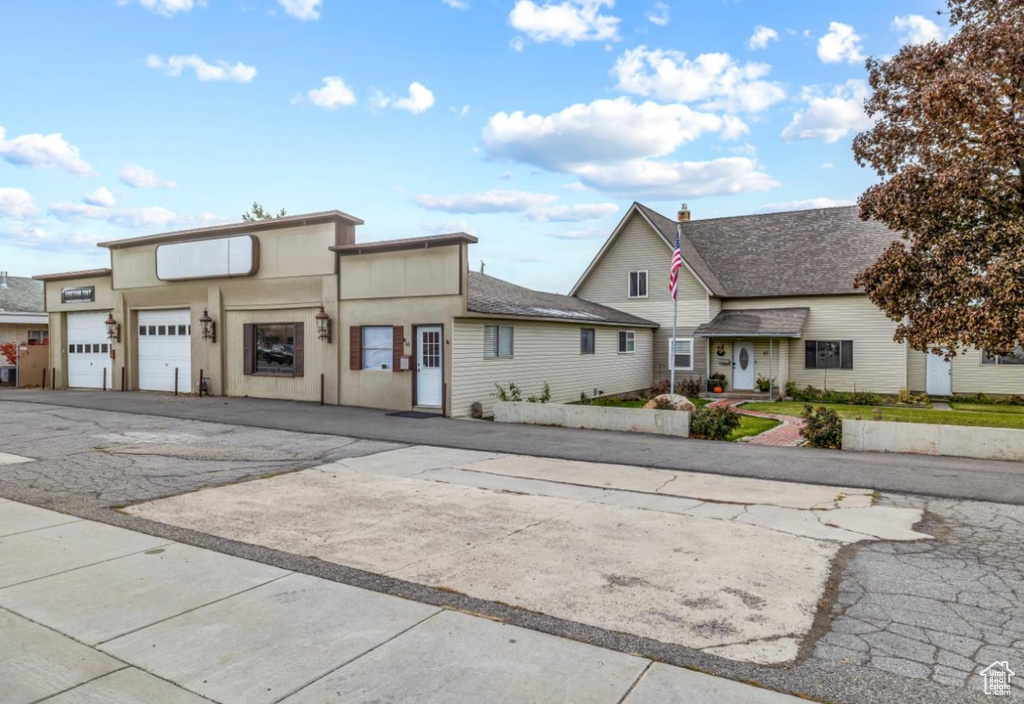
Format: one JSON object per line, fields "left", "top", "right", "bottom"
{"left": 951, "top": 347, "right": 1024, "bottom": 396}
{"left": 575, "top": 212, "right": 709, "bottom": 385}
{"left": 451, "top": 319, "right": 653, "bottom": 418}
{"left": 722, "top": 296, "right": 905, "bottom": 393}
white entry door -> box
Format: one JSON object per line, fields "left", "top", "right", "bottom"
{"left": 926, "top": 351, "right": 952, "bottom": 396}
{"left": 733, "top": 341, "right": 756, "bottom": 391}
{"left": 67, "top": 312, "right": 113, "bottom": 389}
{"left": 416, "top": 326, "right": 443, "bottom": 408}
{"left": 138, "top": 309, "right": 192, "bottom": 392}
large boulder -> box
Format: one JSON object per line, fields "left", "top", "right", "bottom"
{"left": 643, "top": 394, "right": 697, "bottom": 412}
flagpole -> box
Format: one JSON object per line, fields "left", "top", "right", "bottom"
{"left": 670, "top": 221, "right": 680, "bottom": 394}
{"left": 670, "top": 293, "right": 678, "bottom": 394}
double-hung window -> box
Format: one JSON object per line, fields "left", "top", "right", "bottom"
{"left": 804, "top": 340, "right": 853, "bottom": 369}
{"left": 628, "top": 271, "right": 648, "bottom": 298}
{"left": 618, "top": 330, "right": 635, "bottom": 354}
{"left": 669, "top": 338, "right": 693, "bottom": 371}
{"left": 484, "top": 325, "right": 514, "bottom": 358}
{"left": 580, "top": 328, "right": 595, "bottom": 355}
{"left": 361, "top": 326, "right": 394, "bottom": 370}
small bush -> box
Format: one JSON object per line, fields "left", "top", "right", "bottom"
{"left": 676, "top": 376, "right": 703, "bottom": 398}
{"left": 526, "top": 382, "right": 552, "bottom": 404}
{"left": 801, "top": 405, "right": 843, "bottom": 448}
{"left": 755, "top": 375, "right": 775, "bottom": 393}
{"left": 891, "top": 387, "right": 930, "bottom": 407}
{"left": 951, "top": 393, "right": 1024, "bottom": 406}
{"left": 493, "top": 382, "right": 522, "bottom": 402}
{"left": 786, "top": 383, "right": 884, "bottom": 406}
{"left": 650, "top": 378, "right": 670, "bottom": 396}
{"left": 690, "top": 405, "right": 742, "bottom": 441}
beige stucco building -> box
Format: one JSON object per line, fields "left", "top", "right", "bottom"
{"left": 35, "top": 211, "right": 656, "bottom": 416}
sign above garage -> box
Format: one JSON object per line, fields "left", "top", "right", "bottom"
{"left": 61, "top": 286, "right": 95, "bottom": 303}
{"left": 156, "top": 235, "right": 259, "bottom": 281}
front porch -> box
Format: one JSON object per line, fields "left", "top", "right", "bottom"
{"left": 693, "top": 307, "right": 810, "bottom": 401}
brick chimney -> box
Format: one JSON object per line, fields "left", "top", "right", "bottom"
{"left": 678, "top": 204, "right": 691, "bottom": 222}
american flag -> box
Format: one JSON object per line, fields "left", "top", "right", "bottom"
{"left": 669, "top": 224, "right": 683, "bottom": 300}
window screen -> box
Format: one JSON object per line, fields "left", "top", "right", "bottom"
{"left": 580, "top": 328, "right": 595, "bottom": 355}
{"left": 362, "top": 326, "right": 393, "bottom": 370}
{"left": 484, "top": 325, "right": 514, "bottom": 358}
{"left": 670, "top": 338, "right": 693, "bottom": 370}
{"left": 618, "top": 330, "right": 635, "bottom": 353}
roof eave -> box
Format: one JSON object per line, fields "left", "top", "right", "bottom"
{"left": 330, "top": 232, "right": 477, "bottom": 255}
{"left": 462, "top": 309, "right": 659, "bottom": 329}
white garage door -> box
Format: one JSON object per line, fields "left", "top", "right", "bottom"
{"left": 67, "top": 312, "right": 113, "bottom": 389}
{"left": 138, "top": 309, "right": 192, "bottom": 392}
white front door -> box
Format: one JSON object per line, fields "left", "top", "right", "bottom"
{"left": 138, "top": 309, "right": 192, "bottom": 392}
{"left": 926, "top": 351, "right": 952, "bottom": 396}
{"left": 416, "top": 326, "right": 443, "bottom": 408}
{"left": 67, "top": 312, "right": 113, "bottom": 389}
{"left": 733, "top": 341, "right": 756, "bottom": 391}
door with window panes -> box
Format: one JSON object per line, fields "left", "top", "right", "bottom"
{"left": 416, "top": 326, "right": 443, "bottom": 407}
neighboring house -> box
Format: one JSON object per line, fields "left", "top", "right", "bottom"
{"left": 0, "top": 272, "right": 49, "bottom": 347}
{"left": 572, "top": 202, "right": 1018, "bottom": 397}
{"left": 34, "top": 211, "right": 654, "bottom": 416}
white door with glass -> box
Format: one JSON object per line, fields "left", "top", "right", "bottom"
{"left": 67, "top": 312, "right": 113, "bottom": 389}
{"left": 416, "top": 326, "right": 443, "bottom": 407}
{"left": 733, "top": 341, "right": 755, "bottom": 390}
{"left": 926, "top": 351, "right": 952, "bottom": 396}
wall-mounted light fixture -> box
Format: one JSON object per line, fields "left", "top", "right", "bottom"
{"left": 104, "top": 311, "right": 121, "bottom": 343}
{"left": 315, "top": 306, "right": 332, "bottom": 343}
{"left": 199, "top": 308, "right": 216, "bottom": 343}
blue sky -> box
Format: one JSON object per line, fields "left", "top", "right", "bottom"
{"left": 0, "top": 0, "right": 946, "bottom": 291}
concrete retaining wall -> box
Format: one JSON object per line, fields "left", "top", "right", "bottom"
{"left": 494, "top": 401, "right": 690, "bottom": 438}
{"left": 843, "top": 419, "right": 1024, "bottom": 461}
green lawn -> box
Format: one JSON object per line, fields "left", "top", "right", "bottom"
{"left": 744, "top": 401, "right": 1024, "bottom": 430}
{"left": 729, "top": 415, "right": 780, "bottom": 442}
{"left": 949, "top": 403, "right": 1024, "bottom": 415}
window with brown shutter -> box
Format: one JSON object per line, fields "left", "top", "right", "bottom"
{"left": 244, "top": 323, "right": 301, "bottom": 377}
{"left": 392, "top": 326, "right": 404, "bottom": 373}
{"left": 293, "top": 322, "right": 304, "bottom": 377}
{"left": 243, "top": 324, "right": 254, "bottom": 375}
{"left": 349, "top": 326, "right": 362, "bottom": 370}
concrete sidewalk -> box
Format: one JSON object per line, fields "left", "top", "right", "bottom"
{"left": 0, "top": 499, "right": 803, "bottom": 704}
{"left": 4, "top": 390, "right": 1024, "bottom": 504}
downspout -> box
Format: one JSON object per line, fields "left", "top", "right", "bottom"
{"left": 769, "top": 338, "right": 774, "bottom": 401}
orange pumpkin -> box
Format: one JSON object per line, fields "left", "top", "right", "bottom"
{"left": 713, "top": 385, "right": 723, "bottom": 393}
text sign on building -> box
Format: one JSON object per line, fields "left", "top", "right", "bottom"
{"left": 61, "top": 286, "right": 95, "bottom": 303}
{"left": 156, "top": 235, "right": 259, "bottom": 281}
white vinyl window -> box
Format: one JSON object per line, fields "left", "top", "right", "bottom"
{"left": 982, "top": 347, "right": 1024, "bottom": 365}
{"left": 362, "top": 326, "right": 393, "bottom": 370}
{"left": 628, "top": 270, "right": 648, "bottom": 298}
{"left": 669, "top": 338, "right": 694, "bottom": 371}
{"left": 484, "top": 325, "right": 514, "bottom": 358}
{"left": 618, "top": 330, "right": 635, "bottom": 354}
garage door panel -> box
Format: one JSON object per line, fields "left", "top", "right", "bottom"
{"left": 138, "top": 310, "right": 192, "bottom": 393}
{"left": 67, "top": 312, "right": 113, "bottom": 389}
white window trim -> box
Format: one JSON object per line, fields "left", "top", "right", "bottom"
{"left": 669, "top": 337, "right": 694, "bottom": 371}
{"left": 484, "top": 324, "right": 514, "bottom": 359}
{"left": 627, "top": 270, "right": 649, "bottom": 299}
{"left": 361, "top": 325, "right": 393, "bottom": 371}
{"left": 618, "top": 330, "right": 636, "bottom": 354}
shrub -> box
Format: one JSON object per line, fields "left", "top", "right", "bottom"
{"left": 786, "top": 383, "right": 884, "bottom": 406}
{"left": 675, "top": 376, "right": 703, "bottom": 398}
{"left": 951, "top": 393, "right": 1024, "bottom": 406}
{"left": 801, "top": 405, "right": 843, "bottom": 448}
{"left": 527, "top": 382, "right": 552, "bottom": 403}
{"left": 891, "top": 387, "right": 931, "bottom": 407}
{"left": 493, "top": 382, "right": 522, "bottom": 402}
{"left": 650, "top": 378, "right": 670, "bottom": 396}
{"left": 0, "top": 343, "right": 16, "bottom": 366}
{"left": 755, "top": 375, "right": 774, "bottom": 393}
{"left": 690, "top": 405, "right": 742, "bottom": 441}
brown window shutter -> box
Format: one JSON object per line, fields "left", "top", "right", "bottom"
{"left": 392, "top": 326, "right": 404, "bottom": 373}
{"left": 349, "top": 326, "right": 362, "bottom": 370}
{"left": 293, "top": 322, "right": 304, "bottom": 377}
{"left": 243, "top": 324, "right": 254, "bottom": 375}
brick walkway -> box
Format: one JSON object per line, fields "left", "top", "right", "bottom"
{"left": 708, "top": 399, "right": 806, "bottom": 447}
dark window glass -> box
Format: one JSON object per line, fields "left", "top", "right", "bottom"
{"left": 179, "top": 325, "right": 187, "bottom": 335}
{"left": 148, "top": 326, "right": 156, "bottom": 335}
{"left": 168, "top": 326, "right": 176, "bottom": 336}
{"left": 254, "top": 323, "right": 296, "bottom": 375}
{"left": 140, "top": 326, "right": 147, "bottom": 336}
{"left": 101, "top": 344, "right": 109, "bottom": 353}
{"left": 158, "top": 325, "right": 166, "bottom": 335}
{"left": 580, "top": 328, "right": 595, "bottom": 355}
{"left": 816, "top": 341, "right": 841, "bottom": 369}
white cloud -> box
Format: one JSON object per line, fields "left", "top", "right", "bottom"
{"left": 781, "top": 80, "right": 873, "bottom": 143}
{"left": 0, "top": 126, "right": 96, "bottom": 176}
{"left": 119, "top": 164, "right": 176, "bottom": 188}
{"left": 645, "top": 1, "right": 669, "bottom": 26}
{"left": 817, "top": 22, "right": 865, "bottom": 64}
{"left": 571, "top": 157, "right": 777, "bottom": 199}
{"left": 755, "top": 197, "right": 855, "bottom": 213}
{"left": 300, "top": 76, "right": 357, "bottom": 109}
{"left": 415, "top": 189, "right": 557, "bottom": 214}
{"left": 145, "top": 54, "right": 257, "bottom": 82}
{"left": 442, "top": 0, "right": 469, "bottom": 8}
{"left": 49, "top": 195, "right": 220, "bottom": 230}
{"left": 893, "top": 15, "right": 944, "bottom": 46}
{"left": 83, "top": 187, "right": 116, "bottom": 208}
{"left": 547, "top": 226, "right": 606, "bottom": 240}
{"left": 611, "top": 46, "right": 785, "bottom": 113}
{"left": 563, "top": 182, "right": 587, "bottom": 191}
{"left": 277, "top": 0, "right": 321, "bottom": 20}
{"left": 484, "top": 97, "right": 734, "bottom": 172}
{"left": 374, "top": 83, "right": 435, "bottom": 114}
{"left": 749, "top": 25, "right": 779, "bottom": 50}
{"left": 509, "top": 0, "right": 620, "bottom": 46}
{"left": 119, "top": 0, "right": 204, "bottom": 17}
{"left": 525, "top": 202, "right": 619, "bottom": 222}
{"left": 450, "top": 105, "right": 471, "bottom": 118}
{"left": 0, "top": 188, "right": 37, "bottom": 219}
{"left": 421, "top": 218, "right": 477, "bottom": 235}
{"left": 821, "top": 162, "right": 836, "bottom": 169}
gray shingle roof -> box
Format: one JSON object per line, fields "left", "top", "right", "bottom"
{"left": 638, "top": 204, "right": 901, "bottom": 298}
{"left": 469, "top": 272, "right": 658, "bottom": 327}
{"left": 694, "top": 308, "right": 810, "bottom": 338}
{"left": 0, "top": 276, "right": 44, "bottom": 313}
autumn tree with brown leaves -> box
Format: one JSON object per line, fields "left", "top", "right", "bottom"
{"left": 854, "top": 0, "right": 1024, "bottom": 357}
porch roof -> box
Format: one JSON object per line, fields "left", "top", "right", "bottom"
{"left": 694, "top": 307, "right": 809, "bottom": 338}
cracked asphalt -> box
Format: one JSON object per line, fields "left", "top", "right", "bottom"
{"left": 0, "top": 398, "right": 1020, "bottom": 703}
